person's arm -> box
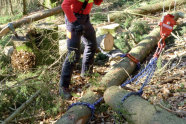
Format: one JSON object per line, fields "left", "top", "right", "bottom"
{"left": 61, "top": 0, "right": 77, "bottom": 23}
{"left": 94, "top": 0, "right": 103, "bottom": 6}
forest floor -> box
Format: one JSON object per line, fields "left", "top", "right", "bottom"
{"left": 52, "top": 15, "right": 185, "bottom": 124}
{"left": 0, "top": 1, "right": 185, "bottom": 124}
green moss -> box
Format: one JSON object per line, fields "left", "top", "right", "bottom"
{"left": 16, "top": 44, "right": 33, "bottom": 53}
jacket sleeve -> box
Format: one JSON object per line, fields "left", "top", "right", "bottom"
{"left": 94, "top": 0, "right": 103, "bottom": 6}
{"left": 61, "top": 0, "right": 77, "bottom": 23}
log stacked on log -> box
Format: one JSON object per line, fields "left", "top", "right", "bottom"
{"left": 56, "top": 26, "right": 161, "bottom": 124}
{"left": 56, "top": 13, "right": 184, "bottom": 124}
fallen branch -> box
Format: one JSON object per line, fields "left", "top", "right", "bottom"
{"left": 0, "top": 6, "right": 63, "bottom": 37}
{"left": 2, "top": 90, "right": 41, "bottom": 124}
{"left": 157, "top": 103, "right": 186, "bottom": 117}
{"left": 157, "top": 52, "right": 186, "bottom": 75}
{"left": 160, "top": 72, "right": 184, "bottom": 84}
{"left": 109, "top": 0, "right": 186, "bottom": 21}
{"left": 56, "top": 12, "right": 184, "bottom": 124}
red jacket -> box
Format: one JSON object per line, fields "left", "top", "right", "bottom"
{"left": 62, "top": 0, "right": 103, "bottom": 23}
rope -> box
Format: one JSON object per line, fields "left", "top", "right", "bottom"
{"left": 121, "top": 57, "right": 157, "bottom": 102}
{"left": 68, "top": 97, "right": 103, "bottom": 120}
{"left": 98, "top": 47, "right": 141, "bottom": 69}
{"left": 67, "top": 47, "right": 140, "bottom": 121}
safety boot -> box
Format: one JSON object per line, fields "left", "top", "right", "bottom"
{"left": 59, "top": 87, "right": 72, "bottom": 100}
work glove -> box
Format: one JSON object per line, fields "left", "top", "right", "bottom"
{"left": 72, "top": 20, "right": 83, "bottom": 35}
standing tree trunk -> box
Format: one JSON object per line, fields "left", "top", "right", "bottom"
{"left": 9, "top": 0, "right": 14, "bottom": 15}
{"left": 23, "top": 0, "right": 27, "bottom": 15}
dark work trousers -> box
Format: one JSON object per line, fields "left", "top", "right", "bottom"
{"left": 59, "top": 14, "right": 97, "bottom": 88}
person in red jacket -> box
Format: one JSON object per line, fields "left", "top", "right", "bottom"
{"left": 60, "top": 0, "right": 103, "bottom": 99}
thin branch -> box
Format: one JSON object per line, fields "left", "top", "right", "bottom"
{"left": 2, "top": 90, "right": 41, "bottom": 124}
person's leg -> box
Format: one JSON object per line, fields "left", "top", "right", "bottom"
{"left": 81, "top": 17, "right": 97, "bottom": 77}
{"left": 59, "top": 16, "right": 81, "bottom": 99}
{"left": 59, "top": 30, "right": 81, "bottom": 88}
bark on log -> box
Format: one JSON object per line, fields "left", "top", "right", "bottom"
{"left": 0, "top": 6, "right": 63, "bottom": 37}
{"left": 2, "top": 90, "right": 41, "bottom": 124}
{"left": 110, "top": 0, "right": 186, "bottom": 21}
{"left": 56, "top": 13, "right": 184, "bottom": 124}
{"left": 104, "top": 86, "right": 186, "bottom": 124}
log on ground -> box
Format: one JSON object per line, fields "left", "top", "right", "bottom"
{"left": 0, "top": 6, "right": 63, "bottom": 37}
{"left": 56, "top": 25, "right": 160, "bottom": 124}
{"left": 56, "top": 13, "right": 184, "bottom": 124}
{"left": 109, "top": 0, "right": 186, "bottom": 21}
{"left": 104, "top": 86, "right": 186, "bottom": 124}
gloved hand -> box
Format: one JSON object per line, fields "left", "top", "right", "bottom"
{"left": 72, "top": 20, "right": 83, "bottom": 35}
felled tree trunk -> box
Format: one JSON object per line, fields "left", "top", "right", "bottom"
{"left": 56, "top": 91, "right": 100, "bottom": 124}
{"left": 104, "top": 86, "right": 186, "bottom": 124}
{"left": 0, "top": 6, "right": 63, "bottom": 37}
{"left": 56, "top": 25, "right": 160, "bottom": 124}
{"left": 110, "top": 0, "right": 186, "bottom": 21}
{"left": 56, "top": 13, "right": 184, "bottom": 124}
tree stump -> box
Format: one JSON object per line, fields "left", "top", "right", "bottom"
{"left": 97, "top": 23, "right": 120, "bottom": 36}
{"left": 11, "top": 36, "right": 35, "bottom": 71}
{"left": 97, "top": 33, "right": 114, "bottom": 51}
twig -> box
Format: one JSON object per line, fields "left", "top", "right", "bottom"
{"left": 165, "top": 45, "right": 185, "bottom": 52}
{"left": 48, "top": 55, "right": 63, "bottom": 69}
{"left": 2, "top": 90, "right": 41, "bottom": 124}
{"left": 12, "top": 114, "right": 46, "bottom": 123}
{"left": 157, "top": 103, "right": 186, "bottom": 117}
{"left": 169, "top": 54, "right": 183, "bottom": 71}
{"left": 126, "top": 28, "right": 138, "bottom": 45}
{"left": 157, "top": 52, "right": 186, "bottom": 76}
{"left": 0, "top": 75, "right": 40, "bottom": 91}
{"left": 36, "top": 0, "right": 50, "bottom": 9}
{"left": 160, "top": 72, "right": 184, "bottom": 84}
{"left": 171, "top": 32, "right": 184, "bottom": 41}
